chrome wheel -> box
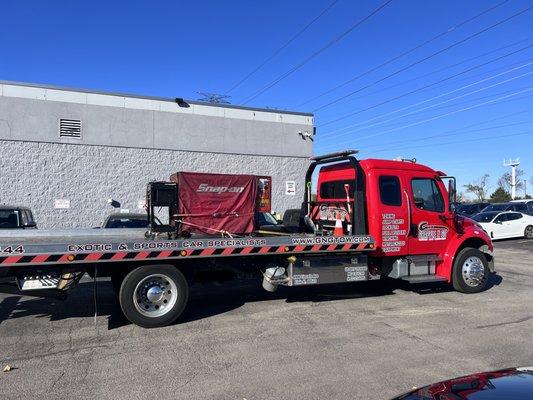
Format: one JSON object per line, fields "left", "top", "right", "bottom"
{"left": 461, "top": 256, "right": 486, "bottom": 287}
{"left": 525, "top": 225, "right": 533, "bottom": 239}
{"left": 133, "top": 274, "right": 178, "bottom": 318}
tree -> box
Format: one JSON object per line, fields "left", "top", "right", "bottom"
{"left": 464, "top": 174, "right": 490, "bottom": 202}
{"left": 498, "top": 168, "right": 524, "bottom": 192}
{"left": 489, "top": 187, "right": 511, "bottom": 203}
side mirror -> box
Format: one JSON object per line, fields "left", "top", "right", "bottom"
{"left": 494, "top": 220, "right": 502, "bottom": 224}
{"left": 23, "top": 222, "right": 36, "bottom": 228}
{"left": 439, "top": 176, "right": 457, "bottom": 212}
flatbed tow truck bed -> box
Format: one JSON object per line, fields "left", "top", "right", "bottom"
{"left": 0, "top": 230, "right": 374, "bottom": 268}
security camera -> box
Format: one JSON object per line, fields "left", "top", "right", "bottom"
{"left": 299, "top": 130, "right": 313, "bottom": 141}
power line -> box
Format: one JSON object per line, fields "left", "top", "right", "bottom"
{"left": 314, "top": 36, "right": 533, "bottom": 113}
{"left": 296, "top": 0, "right": 510, "bottom": 108}
{"left": 351, "top": 89, "right": 533, "bottom": 134}
{"left": 224, "top": 0, "right": 339, "bottom": 95}
{"left": 367, "top": 130, "right": 533, "bottom": 155}
{"left": 317, "top": 108, "right": 533, "bottom": 152}
{"left": 363, "top": 119, "right": 533, "bottom": 153}
{"left": 319, "top": 42, "right": 533, "bottom": 130}
{"left": 319, "top": 100, "right": 533, "bottom": 153}
{"left": 319, "top": 91, "right": 533, "bottom": 152}
{"left": 320, "top": 85, "right": 533, "bottom": 151}
{"left": 240, "top": 0, "right": 395, "bottom": 105}
{"left": 319, "top": 60, "right": 533, "bottom": 138}
{"left": 354, "top": 85, "right": 533, "bottom": 141}
{"left": 361, "top": 107, "right": 533, "bottom": 149}
{"left": 313, "top": 5, "right": 533, "bottom": 113}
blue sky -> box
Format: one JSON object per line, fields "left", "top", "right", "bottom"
{"left": 1, "top": 0, "right": 532, "bottom": 197}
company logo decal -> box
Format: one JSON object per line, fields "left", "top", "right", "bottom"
{"left": 196, "top": 184, "right": 245, "bottom": 194}
{"left": 315, "top": 204, "right": 350, "bottom": 221}
{"left": 418, "top": 221, "right": 448, "bottom": 241}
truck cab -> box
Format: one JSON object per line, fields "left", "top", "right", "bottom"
{"left": 311, "top": 151, "right": 494, "bottom": 290}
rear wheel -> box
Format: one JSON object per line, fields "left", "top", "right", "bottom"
{"left": 452, "top": 248, "right": 489, "bottom": 293}
{"left": 524, "top": 225, "right": 533, "bottom": 239}
{"left": 119, "top": 265, "right": 188, "bottom": 328}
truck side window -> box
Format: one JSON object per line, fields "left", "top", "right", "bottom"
{"left": 379, "top": 176, "right": 401, "bottom": 206}
{"left": 411, "top": 178, "right": 444, "bottom": 212}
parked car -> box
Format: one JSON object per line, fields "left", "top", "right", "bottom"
{"left": 0, "top": 206, "right": 37, "bottom": 229}
{"left": 102, "top": 213, "right": 161, "bottom": 228}
{"left": 510, "top": 199, "right": 533, "bottom": 215}
{"left": 456, "top": 202, "right": 489, "bottom": 216}
{"left": 481, "top": 202, "right": 530, "bottom": 214}
{"left": 255, "top": 212, "right": 280, "bottom": 227}
{"left": 392, "top": 366, "right": 533, "bottom": 399}
{"left": 472, "top": 211, "right": 533, "bottom": 239}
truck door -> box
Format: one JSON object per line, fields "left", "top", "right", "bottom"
{"left": 369, "top": 171, "right": 409, "bottom": 256}
{"left": 407, "top": 175, "right": 452, "bottom": 256}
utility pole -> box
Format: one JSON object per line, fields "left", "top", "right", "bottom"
{"left": 503, "top": 158, "right": 520, "bottom": 199}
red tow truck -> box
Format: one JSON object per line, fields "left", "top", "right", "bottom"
{"left": 0, "top": 150, "right": 494, "bottom": 328}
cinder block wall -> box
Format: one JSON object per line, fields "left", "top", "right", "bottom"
{"left": 1, "top": 141, "right": 309, "bottom": 228}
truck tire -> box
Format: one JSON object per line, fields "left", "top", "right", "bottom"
{"left": 452, "top": 248, "right": 489, "bottom": 294}
{"left": 524, "top": 225, "right": 533, "bottom": 239}
{"left": 119, "top": 264, "right": 189, "bottom": 328}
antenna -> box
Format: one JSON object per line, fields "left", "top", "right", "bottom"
{"left": 503, "top": 158, "right": 520, "bottom": 199}
{"left": 197, "top": 92, "right": 231, "bottom": 104}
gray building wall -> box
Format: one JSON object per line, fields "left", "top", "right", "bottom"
{"left": 0, "top": 82, "right": 314, "bottom": 228}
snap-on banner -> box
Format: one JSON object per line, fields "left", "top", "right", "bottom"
{"left": 170, "top": 172, "right": 258, "bottom": 235}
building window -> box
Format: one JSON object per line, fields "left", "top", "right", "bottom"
{"left": 59, "top": 119, "right": 82, "bottom": 138}
{"left": 379, "top": 176, "right": 401, "bottom": 206}
{"left": 411, "top": 178, "right": 444, "bottom": 212}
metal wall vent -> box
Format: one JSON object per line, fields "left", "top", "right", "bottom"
{"left": 59, "top": 119, "right": 82, "bottom": 138}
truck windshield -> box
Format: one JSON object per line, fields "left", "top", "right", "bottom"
{"left": 319, "top": 180, "right": 355, "bottom": 200}
{"left": 0, "top": 210, "right": 20, "bottom": 228}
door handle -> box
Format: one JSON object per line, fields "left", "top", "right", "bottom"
{"left": 403, "top": 189, "right": 411, "bottom": 237}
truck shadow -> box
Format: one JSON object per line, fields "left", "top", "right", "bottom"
{"left": 0, "top": 273, "right": 503, "bottom": 329}
{"left": 0, "top": 280, "right": 395, "bottom": 329}
{"left": 180, "top": 280, "right": 397, "bottom": 325}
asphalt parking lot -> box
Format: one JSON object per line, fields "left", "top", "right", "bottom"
{"left": 0, "top": 239, "right": 531, "bottom": 400}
